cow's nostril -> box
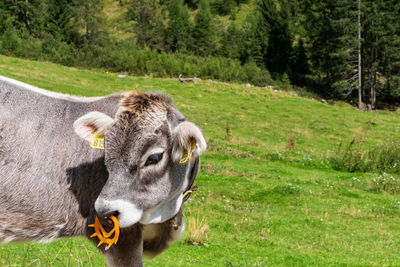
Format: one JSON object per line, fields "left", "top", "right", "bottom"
{"left": 97, "top": 210, "right": 119, "bottom": 220}
{"left": 101, "top": 210, "right": 119, "bottom": 219}
{"left": 113, "top": 210, "right": 120, "bottom": 218}
{"left": 97, "top": 210, "right": 120, "bottom": 227}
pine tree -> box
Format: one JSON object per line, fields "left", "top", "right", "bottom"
{"left": 376, "top": 0, "right": 400, "bottom": 102}
{"left": 127, "top": 0, "right": 165, "bottom": 50}
{"left": 258, "top": 0, "right": 292, "bottom": 77}
{"left": 212, "top": 0, "right": 235, "bottom": 16}
{"left": 192, "top": 0, "right": 216, "bottom": 56}
{"left": 45, "top": 0, "right": 77, "bottom": 42}
{"left": 240, "top": 11, "right": 266, "bottom": 67}
{"left": 74, "top": 0, "right": 107, "bottom": 44}
{"left": 362, "top": 0, "right": 380, "bottom": 108}
{"left": 0, "top": 0, "right": 46, "bottom": 36}
{"left": 303, "top": 0, "right": 359, "bottom": 98}
{"left": 0, "top": 2, "right": 11, "bottom": 34}
{"left": 290, "top": 39, "right": 309, "bottom": 86}
{"left": 167, "top": 0, "right": 192, "bottom": 52}
{"left": 219, "top": 21, "right": 241, "bottom": 59}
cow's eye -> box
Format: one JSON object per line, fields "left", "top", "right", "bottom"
{"left": 144, "top": 152, "right": 164, "bottom": 166}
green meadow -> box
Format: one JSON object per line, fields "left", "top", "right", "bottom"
{"left": 1, "top": 54, "right": 400, "bottom": 266}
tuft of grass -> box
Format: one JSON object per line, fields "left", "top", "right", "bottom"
{"left": 330, "top": 139, "right": 366, "bottom": 172}
{"left": 225, "top": 121, "right": 232, "bottom": 141}
{"left": 372, "top": 141, "right": 400, "bottom": 174}
{"left": 369, "top": 173, "right": 400, "bottom": 194}
{"left": 330, "top": 139, "right": 400, "bottom": 174}
{"left": 287, "top": 132, "right": 297, "bottom": 151}
{"left": 184, "top": 215, "right": 210, "bottom": 245}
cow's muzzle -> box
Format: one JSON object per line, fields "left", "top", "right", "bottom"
{"left": 94, "top": 198, "right": 143, "bottom": 228}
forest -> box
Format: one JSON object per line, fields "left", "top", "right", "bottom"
{"left": 1, "top": 0, "right": 399, "bottom": 109}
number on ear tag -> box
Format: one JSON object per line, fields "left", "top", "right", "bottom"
{"left": 180, "top": 140, "right": 196, "bottom": 164}
{"left": 90, "top": 132, "right": 105, "bottom": 150}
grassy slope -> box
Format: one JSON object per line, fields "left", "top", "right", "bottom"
{"left": 1, "top": 54, "right": 400, "bottom": 266}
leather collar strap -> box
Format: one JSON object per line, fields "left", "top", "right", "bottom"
{"left": 183, "top": 157, "right": 200, "bottom": 202}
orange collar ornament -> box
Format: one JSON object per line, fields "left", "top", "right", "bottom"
{"left": 89, "top": 215, "right": 120, "bottom": 250}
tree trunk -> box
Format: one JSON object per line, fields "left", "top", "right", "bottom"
{"left": 369, "top": 45, "right": 373, "bottom": 109}
{"left": 85, "top": 2, "right": 90, "bottom": 41}
{"left": 372, "top": 68, "right": 376, "bottom": 109}
{"left": 25, "top": 0, "right": 31, "bottom": 32}
{"left": 371, "top": 37, "right": 378, "bottom": 110}
{"left": 372, "top": 46, "right": 377, "bottom": 109}
{"left": 357, "top": 0, "right": 363, "bottom": 110}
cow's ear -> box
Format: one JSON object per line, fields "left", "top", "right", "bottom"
{"left": 73, "top": 112, "right": 114, "bottom": 142}
{"left": 172, "top": 121, "right": 206, "bottom": 162}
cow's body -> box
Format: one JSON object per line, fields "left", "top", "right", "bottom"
{"left": 0, "top": 76, "right": 206, "bottom": 266}
{"left": 0, "top": 77, "right": 120, "bottom": 243}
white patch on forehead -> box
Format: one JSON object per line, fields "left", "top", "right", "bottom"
{"left": 95, "top": 198, "right": 143, "bottom": 228}
{"left": 0, "top": 75, "right": 106, "bottom": 102}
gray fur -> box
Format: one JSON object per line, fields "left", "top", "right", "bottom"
{"left": 0, "top": 76, "right": 205, "bottom": 266}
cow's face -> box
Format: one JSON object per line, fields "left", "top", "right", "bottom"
{"left": 73, "top": 93, "right": 206, "bottom": 228}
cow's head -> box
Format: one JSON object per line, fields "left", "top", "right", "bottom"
{"left": 73, "top": 92, "right": 206, "bottom": 228}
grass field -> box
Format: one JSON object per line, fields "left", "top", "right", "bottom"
{"left": 1, "top": 54, "right": 400, "bottom": 266}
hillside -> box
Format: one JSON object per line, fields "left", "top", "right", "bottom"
{"left": 102, "top": 0, "right": 256, "bottom": 41}
{"left": 3, "top": 0, "right": 400, "bottom": 107}
{"left": 1, "top": 54, "right": 400, "bottom": 266}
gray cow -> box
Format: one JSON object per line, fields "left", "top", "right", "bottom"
{"left": 0, "top": 76, "right": 206, "bottom": 266}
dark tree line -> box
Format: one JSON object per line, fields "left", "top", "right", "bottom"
{"left": 1, "top": 0, "right": 400, "bottom": 107}
{"left": 301, "top": 0, "right": 400, "bottom": 108}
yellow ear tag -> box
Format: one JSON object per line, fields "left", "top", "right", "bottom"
{"left": 88, "top": 215, "right": 120, "bottom": 250}
{"left": 180, "top": 140, "right": 196, "bottom": 164}
{"left": 90, "top": 132, "right": 105, "bottom": 150}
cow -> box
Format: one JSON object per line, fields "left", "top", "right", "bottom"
{"left": 0, "top": 75, "right": 206, "bottom": 266}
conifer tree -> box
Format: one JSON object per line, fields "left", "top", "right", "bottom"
{"left": 127, "top": 0, "right": 165, "bottom": 50}
{"left": 362, "top": 0, "right": 382, "bottom": 108}
{"left": 74, "top": 0, "right": 107, "bottom": 44}
{"left": 192, "top": 0, "right": 216, "bottom": 56}
{"left": 240, "top": 11, "right": 266, "bottom": 67}
{"left": 303, "top": 0, "right": 358, "bottom": 97}
{"left": 220, "top": 21, "right": 241, "bottom": 59}
{"left": 290, "top": 39, "right": 309, "bottom": 86}
{"left": 258, "top": 0, "right": 292, "bottom": 78}
{"left": 167, "top": 0, "right": 192, "bottom": 52}
{"left": 1, "top": 0, "right": 45, "bottom": 36}
{"left": 376, "top": 0, "right": 400, "bottom": 102}
{"left": 212, "top": 0, "right": 235, "bottom": 16}
{"left": 0, "top": 2, "right": 11, "bottom": 34}
{"left": 46, "top": 0, "right": 77, "bottom": 42}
